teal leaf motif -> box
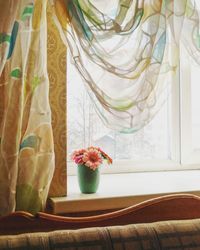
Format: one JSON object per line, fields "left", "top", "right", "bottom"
{"left": 69, "top": 0, "right": 93, "bottom": 41}
{"left": 21, "top": 4, "right": 34, "bottom": 21}
{"left": 10, "top": 68, "right": 22, "bottom": 79}
{"left": 131, "top": 8, "right": 144, "bottom": 32}
{"left": 7, "top": 21, "right": 19, "bottom": 59}
{"left": 20, "top": 135, "right": 40, "bottom": 151}
{"left": 153, "top": 32, "right": 166, "bottom": 63}
{"left": 0, "top": 33, "right": 11, "bottom": 44}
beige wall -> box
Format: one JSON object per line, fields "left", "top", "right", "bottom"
{"left": 47, "top": 6, "right": 67, "bottom": 197}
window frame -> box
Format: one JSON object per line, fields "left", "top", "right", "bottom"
{"left": 67, "top": 47, "right": 200, "bottom": 176}
{"left": 180, "top": 45, "right": 200, "bottom": 165}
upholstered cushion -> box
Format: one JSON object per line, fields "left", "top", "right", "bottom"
{"left": 0, "top": 219, "right": 200, "bottom": 250}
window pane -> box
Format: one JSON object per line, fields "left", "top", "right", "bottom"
{"left": 179, "top": 44, "right": 200, "bottom": 164}
{"left": 191, "top": 61, "right": 200, "bottom": 151}
{"left": 67, "top": 56, "right": 171, "bottom": 164}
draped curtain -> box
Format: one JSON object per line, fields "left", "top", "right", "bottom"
{"left": 0, "top": 0, "right": 54, "bottom": 215}
{"left": 50, "top": 0, "right": 200, "bottom": 133}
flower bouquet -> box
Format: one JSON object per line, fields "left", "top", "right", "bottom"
{"left": 71, "top": 146, "right": 112, "bottom": 193}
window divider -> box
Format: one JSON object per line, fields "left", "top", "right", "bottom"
{"left": 170, "top": 49, "right": 181, "bottom": 164}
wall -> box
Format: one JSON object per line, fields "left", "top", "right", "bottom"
{"left": 47, "top": 5, "right": 67, "bottom": 197}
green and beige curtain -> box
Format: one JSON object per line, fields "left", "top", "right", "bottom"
{"left": 0, "top": 0, "right": 54, "bottom": 215}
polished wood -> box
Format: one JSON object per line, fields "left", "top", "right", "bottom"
{"left": 1, "top": 194, "right": 200, "bottom": 235}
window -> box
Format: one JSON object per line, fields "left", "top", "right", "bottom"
{"left": 67, "top": 45, "right": 200, "bottom": 174}
{"left": 180, "top": 45, "right": 200, "bottom": 164}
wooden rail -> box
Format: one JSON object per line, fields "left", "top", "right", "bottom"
{"left": 1, "top": 194, "right": 200, "bottom": 235}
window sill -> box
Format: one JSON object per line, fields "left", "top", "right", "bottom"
{"left": 49, "top": 170, "right": 200, "bottom": 214}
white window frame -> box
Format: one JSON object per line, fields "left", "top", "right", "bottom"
{"left": 67, "top": 47, "right": 200, "bottom": 176}
{"left": 180, "top": 45, "right": 200, "bottom": 165}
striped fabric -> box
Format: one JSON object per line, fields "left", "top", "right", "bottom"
{"left": 1, "top": 219, "right": 200, "bottom": 249}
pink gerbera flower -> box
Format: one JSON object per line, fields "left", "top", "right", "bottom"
{"left": 71, "top": 146, "right": 112, "bottom": 170}
{"left": 82, "top": 148, "right": 103, "bottom": 170}
{"left": 74, "top": 155, "right": 84, "bottom": 165}
{"left": 97, "top": 147, "right": 113, "bottom": 164}
{"left": 71, "top": 149, "right": 86, "bottom": 161}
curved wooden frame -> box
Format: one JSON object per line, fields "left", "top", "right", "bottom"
{"left": 1, "top": 194, "right": 200, "bottom": 235}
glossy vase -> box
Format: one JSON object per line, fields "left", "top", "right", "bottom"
{"left": 77, "top": 164, "right": 100, "bottom": 193}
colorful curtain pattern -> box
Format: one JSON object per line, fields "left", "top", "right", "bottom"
{"left": 50, "top": 0, "right": 200, "bottom": 133}
{"left": 0, "top": 0, "right": 54, "bottom": 215}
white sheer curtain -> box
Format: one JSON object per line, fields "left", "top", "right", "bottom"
{"left": 50, "top": 0, "right": 200, "bottom": 133}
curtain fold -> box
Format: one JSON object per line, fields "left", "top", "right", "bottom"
{"left": 0, "top": 0, "right": 20, "bottom": 75}
{"left": 50, "top": 0, "right": 200, "bottom": 133}
{"left": 0, "top": 0, "right": 54, "bottom": 215}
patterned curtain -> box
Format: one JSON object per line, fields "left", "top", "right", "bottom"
{"left": 0, "top": 0, "right": 54, "bottom": 215}
{"left": 50, "top": 0, "right": 200, "bottom": 133}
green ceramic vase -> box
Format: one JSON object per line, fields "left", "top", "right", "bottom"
{"left": 77, "top": 164, "right": 100, "bottom": 194}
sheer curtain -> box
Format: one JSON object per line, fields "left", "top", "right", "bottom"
{"left": 0, "top": 0, "right": 54, "bottom": 215}
{"left": 51, "top": 0, "right": 200, "bottom": 133}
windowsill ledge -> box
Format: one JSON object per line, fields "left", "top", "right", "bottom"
{"left": 49, "top": 170, "right": 200, "bottom": 214}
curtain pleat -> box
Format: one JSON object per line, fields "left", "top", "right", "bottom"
{"left": 50, "top": 0, "right": 200, "bottom": 133}
{"left": 0, "top": 0, "right": 55, "bottom": 215}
